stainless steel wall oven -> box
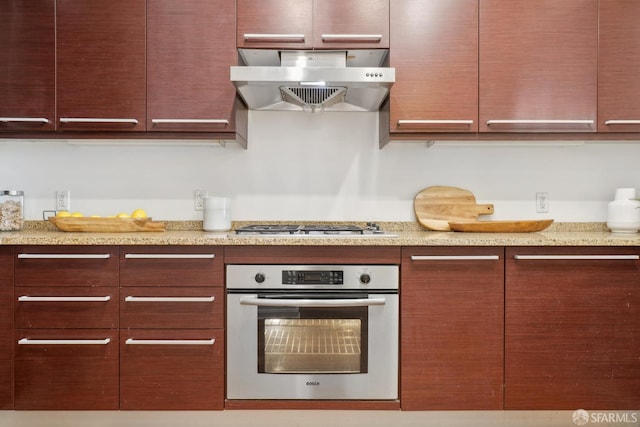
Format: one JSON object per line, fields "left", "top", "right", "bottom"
{"left": 226, "top": 264, "right": 399, "bottom": 400}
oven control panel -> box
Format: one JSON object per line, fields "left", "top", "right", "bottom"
{"left": 282, "top": 270, "right": 344, "bottom": 285}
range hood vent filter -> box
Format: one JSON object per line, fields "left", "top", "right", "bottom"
{"left": 280, "top": 86, "right": 347, "bottom": 110}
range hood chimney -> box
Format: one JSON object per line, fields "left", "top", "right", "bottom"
{"left": 231, "top": 49, "right": 395, "bottom": 112}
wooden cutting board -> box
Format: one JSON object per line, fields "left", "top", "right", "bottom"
{"left": 448, "top": 219, "right": 554, "bottom": 233}
{"left": 49, "top": 217, "right": 166, "bottom": 232}
{"left": 414, "top": 186, "right": 494, "bottom": 231}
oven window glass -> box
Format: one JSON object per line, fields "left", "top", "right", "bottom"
{"left": 257, "top": 305, "right": 368, "bottom": 374}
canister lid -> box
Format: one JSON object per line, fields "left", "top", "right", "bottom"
{"left": 0, "top": 190, "right": 24, "bottom": 196}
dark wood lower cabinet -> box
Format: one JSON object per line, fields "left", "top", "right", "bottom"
{"left": 505, "top": 247, "right": 640, "bottom": 409}
{"left": 120, "top": 329, "right": 224, "bottom": 410}
{"left": 14, "top": 329, "right": 119, "bottom": 410}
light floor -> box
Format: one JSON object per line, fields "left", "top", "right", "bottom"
{"left": 0, "top": 410, "right": 615, "bottom": 427}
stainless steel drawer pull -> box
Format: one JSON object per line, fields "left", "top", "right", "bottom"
{"left": 398, "top": 119, "right": 474, "bottom": 125}
{"left": 125, "top": 338, "right": 215, "bottom": 346}
{"left": 18, "top": 296, "right": 111, "bottom": 302}
{"left": 243, "top": 33, "right": 305, "bottom": 41}
{"left": 240, "top": 296, "right": 386, "bottom": 308}
{"left": 514, "top": 255, "right": 639, "bottom": 260}
{"left": 411, "top": 255, "right": 500, "bottom": 261}
{"left": 125, "top": 296, "right": 215, "bottom": 303}
{"left": 124, "top": 253, "right": 215, "bottom": 259}
{"left": 18, "top": 253, "right": 111, "bottom": 259}
{"left": 321, "top": 34, "right": 382, "bottom": 41}
{"left": 18, "top": 338, "right": 111, "bottom": 345}
{"left": 60, "top": 118, "right": 138, "bottom": 124}
{"left": 0, "top": 117, "right": 50, "bottom": 123}
{"left": 486, "top": 119, "right": 594, "bottom": 125}
{"left": 151, "top": 119, "right": 229, "bottom": 125}
{"left": 604, "top": 120, "right": 640, "bottom": 125}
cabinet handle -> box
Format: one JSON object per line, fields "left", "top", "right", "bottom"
{"left": 18, "top": 253, "right": 111, "bottom": 259}
{"left": 514, "top": 255, "right": 639, "bottom": 260}
{"left": 604, "top": 120, "right": 640, "bottom": 126}
{"left": 0, "top": 117, "right": 50, "bottom": 123}
{"left": 125, "top": 296, "right": 215, "bottom": 303}
{"left": 411, "top": 255, "right": 500, "bottom": 261}
{"left": 321, "top": 34, "right": 382, "bottom": 42}
{"left": 124, "top": 253, "right": 215, "bottom": 259}
{"left": 486, "top": 119, "right": 594, "bottom": 125}
{"left": 18, "top": 338, "right": 111, "bottom": 345}
{"left": 243, "top": 33, "right": 305, "bottom": 42}
{"left": 125, "top": 338, "right": 215, "bottom": 346}
{"left": 398, "top": 119, "right": 474, "bottom": 125}
{"left": 151, "top": 119, "right": 229, "bottom": 125}
{"left": 59, "top": 118, "right": 138, "bottom": 124}
{"left": 240, "top": 296, "right": 386, "bottom": 308}
{"left": 18, "top": 296, "right": 111, "bottom": 302}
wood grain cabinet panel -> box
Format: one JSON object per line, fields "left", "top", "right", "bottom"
{"left": 56, "top": 0, "right": 146, "bottom": 132}
{"left": 400, "top": 247, "right": 504, "bottom": 410}
{"left": 479, "top": 0, "right": 597, "bottom": 133}
{"left": 120, "top": 329, "right": 224, "bottom": 410}
{"left": 120, "top": 246, "right": 223, "bottom": 287}
{"left": 312, "top": 0, "right": 389, "bottom": 49}
{"left": 14, "top": 329, "right": 119, "bottom": 410}
{"left": 0, "top": 0, "right": 55, "bottom": 132}
{"left": 0, "top": 247, "right": 14, "bottom": 409}
{"left": 237, "top": 0, "right": 313, "bottom": 49}
{"left": 505, "top": 247, "right": 640, "bottom": 409}
{"left": 147, "top": 0, "right": 236, "bottom": 133}
{"left": 598, "top": 1, "right": 640, "bottom": 133}
{"left": 389, "top": 0, "right": 478, "bottom": 134}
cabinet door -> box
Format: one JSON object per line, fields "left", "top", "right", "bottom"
{"left": 0, "top": 248, "right": 13, "bottom": 409}
{"left": 56, "top": 0, "right": 146, "bottom": 132}
{"left": 14, "top": 329, "right": 119, "bottom": 409}
{"left": 598, "top": 1, "right": 640, "bottom": 133}
{"left": 313, "top": 0, "right": 389, "bottom": 49}
{"left": 505, "top": 247, "right": 640, "bottom": 409}
{"left": 147, "top": 0, "right": 236, "bottom": 133}
{"left": 237, "top": 0, "right": 313, "bottom": 49}
{"left": 400, "top": 247, "right": 504, "bottom": 410}
{"left": 0, "top": 0, "right": 55, "bottom": 132}
{"left": 120, "top": 329, "right": 224, "bottom": 410}
{"left": 479, "top": 0, "right": 597, "bottom": 133}
{"left": 390, "top": 0, "right": 477, "bottom": 134}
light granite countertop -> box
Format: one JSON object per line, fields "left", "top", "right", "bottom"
{"left": 1, "top": 221, "right": 639, "bottom": 246}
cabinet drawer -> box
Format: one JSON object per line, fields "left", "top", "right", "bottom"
{"left": 120, "top": 246, "right": 222, "bottom": 287}
{"left": 120, "top": 287, "right": 223, "bottom": 329}
{"left": 120, "top": 329, "right": 224, "bottom": 410}
{"left": 15, "top": 246, "right": 118, "bottom": 287}
{"left": 15, "top": 286, "right": 118, "bottom": 329}
{"left": 14, "top": 329, "right": 119, "bottom": 410}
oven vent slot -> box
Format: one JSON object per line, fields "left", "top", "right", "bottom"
{"left": 280, "top": 86, "right": 347, "bottom": 109}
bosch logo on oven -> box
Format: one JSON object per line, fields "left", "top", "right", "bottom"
{"left": 306, "top": 381, "right": 320, "bottom": 386}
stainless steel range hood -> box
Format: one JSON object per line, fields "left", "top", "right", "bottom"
{"left": 231, "top": 49, "right": 394, "bottom": 112}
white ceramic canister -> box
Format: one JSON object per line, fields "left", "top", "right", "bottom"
{"left": 606, "top": 188, "right": 640, "bottom": 233}
{"left": 203, "top": 196, "right": 232, "bottom": 231}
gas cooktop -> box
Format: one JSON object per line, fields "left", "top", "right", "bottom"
{"left": 234, "top": 223, "right": 388, "bottom": 236}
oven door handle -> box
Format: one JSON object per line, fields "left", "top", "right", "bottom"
{"left": 239, "top": 296, "right": 386, "bottom": 308}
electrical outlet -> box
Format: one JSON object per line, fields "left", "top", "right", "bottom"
{"left": 194, "top": 190, "right": 207, "bottom": 211}
{"left": 536, "top": 192, "right": 549, "bottom": 213}
{"left": 55, "top": 190, "right": 70, "bottom": 211}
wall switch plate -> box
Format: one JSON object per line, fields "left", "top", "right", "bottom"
{"left": 194, "top": 190, "right": 207, "bottom": 211}
{"left": 536, "top": 192, "right": 549, "bottom": 213}
{"left": 55, "top": 190, "right": 70, "bottom": 211}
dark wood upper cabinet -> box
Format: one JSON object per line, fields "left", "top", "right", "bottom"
{"left": 147, "top": 0, "right": 236, "bottom": 133}
{"left": 56, "top": 0, "right": 146, "bottom": 132}
{"left": 389, "top": 0, "right": 478, "bottom": 135}
{"left": 0, "top": 0, "right": 55, "bottom": 132}
{"left": 237, "top": 0, "right": 388, "bottom": 49}
{"left": 479, "top": 0, "right": 598, "bottom": 133}
{"left": 598, "top": 1, "right": 640, "bottom": 133}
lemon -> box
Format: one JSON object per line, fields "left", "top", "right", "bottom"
{"left": 131, "top": 208, "right": 148, "bottom": 219}
{"left": 90, "top": 215, "right": 101, "bottom": 218}
{"left": 70, "top": 212, "right": 84, "bottom": 217}
{"left": 56, "top": 211, "right": 71, "bottom": 218}
{"left": 116, "top": 212, "right": 131, "bottom": 218}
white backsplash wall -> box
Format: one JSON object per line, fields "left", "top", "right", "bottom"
{"left": 2, "top": 111, "right": 639, "bottom": 222}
